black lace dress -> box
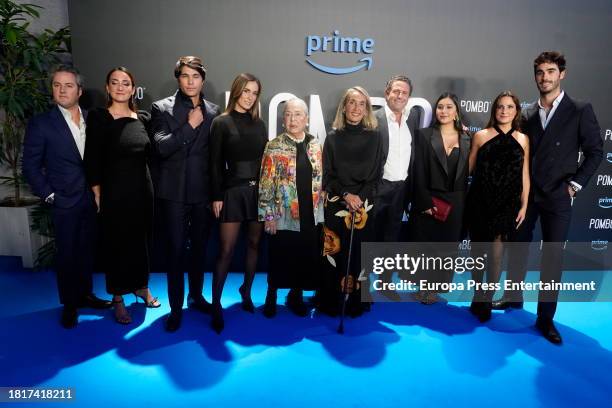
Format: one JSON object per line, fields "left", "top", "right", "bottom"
{"left": 467, "top": 126, "right": 524, "bottom": 241}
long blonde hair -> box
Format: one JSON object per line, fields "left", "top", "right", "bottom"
{"left": 332, "top": 86, "right": 378, "bottom": 130}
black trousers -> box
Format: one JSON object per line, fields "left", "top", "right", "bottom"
{"left": 374, "top": 179, "right": 407, "bottom": 242}
{"left": 51, "top": 193, "right": 96, "bottom": 307}
{"left": 506, "top": 194, "right": 572, "bottom": 321}
{"left": 159, "top": 199, "right": 212, "bottom": 312}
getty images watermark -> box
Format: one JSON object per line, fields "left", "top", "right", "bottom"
{"left": 361, "top": 242, "right": 611, "bottom": 302}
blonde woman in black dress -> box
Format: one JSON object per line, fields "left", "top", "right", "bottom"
{"left": 319, "top": 86, "right": 383, "bottom": 317}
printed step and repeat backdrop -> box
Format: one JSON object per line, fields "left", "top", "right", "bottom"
{"left": 68, "top": 0, "right": 612, "bottom": 270}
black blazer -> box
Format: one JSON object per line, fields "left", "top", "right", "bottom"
{"left": 22, "top": 106, "right": 90, "bottom": 209}
{"left": 150, "top": 91, "right": 220, "bottom": 204}
{"left": 522, "top": 93, "right": 603, "bottom": 202}
{"left": 411, "top": 127, "right": 471, "bottom": 213}
{"left": 375, "top": 105, "right": 423, "bottom": 202}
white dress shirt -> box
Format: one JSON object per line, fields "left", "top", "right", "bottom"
{"left": 382, "top": 104, "right": 412, "bottom": 182}
{"left": 58, "top": 104, "right": 86, "bottom": 159}
{"left": 45, "top": 105, "right": 86, "bottom": 203}
{"left": 538, "top": 90, "right": 564, "bottom": 130}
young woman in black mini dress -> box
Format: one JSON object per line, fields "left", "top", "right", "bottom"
{"left": 467, "top": 91, "right": 530, "bottom": 322}
{"left": 209, "top": 73, "right": 268, "bottom": 333}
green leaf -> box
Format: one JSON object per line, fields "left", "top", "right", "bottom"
{"left": 0, "top": 0, "right": 72, "bottom": 201}
{"left": 5, "top": 26, "right": 17, "bottom": 45}
{"left": 21, "top": 4, "right": 41, "bottom": 19}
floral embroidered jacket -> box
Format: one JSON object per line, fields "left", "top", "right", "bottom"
{"left": 258, "top": 132, "right": 325, "bottom": 231}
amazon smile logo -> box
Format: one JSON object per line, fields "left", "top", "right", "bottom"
{"left": 591, "top": 240, "right": 608, "bottom": 250}
{"left": 306, "top": 30, "right": 374, "bottom": 75}
{"left": 599, "top": 197, "right": 612, "bottom": 209}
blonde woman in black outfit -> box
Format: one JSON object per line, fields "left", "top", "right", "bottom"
{"left": 319, "top": 86, "right": 383, "bottom": 317}
{"left": 209, "top": 73, "right": 267, "bottom": 333}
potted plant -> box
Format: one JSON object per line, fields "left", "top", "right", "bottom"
{"left": 0, "top": 0, "right": 70, "bottom": 267}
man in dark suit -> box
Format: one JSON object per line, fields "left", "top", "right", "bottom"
{"left": 151, "top": 56, "right": 220, "bottom": 332}
{"left": 374, "top": 75, "right": 423, "bottom": 299}
{"left": 374, "top": 75, "right": 423, "bottom": 243}
{"left": 22, "top": 65, "right": 111, "bottom": 329}
{"left": 495, "top": 51, "right": 603, "bottom": 344}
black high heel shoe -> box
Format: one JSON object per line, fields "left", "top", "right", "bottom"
{"left": 133, "top": 288, "right": 161, "bottom": 308}
{"left": 239, "top": 285, "right": 255, "bottom": 313}
{"left": 469, "top": 301, "right": 492, "bottom": 322}
{"left": 211, "top": 303, "right": 224, "bottom": 334}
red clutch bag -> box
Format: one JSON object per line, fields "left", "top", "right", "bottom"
{"left": 431, "top": 196, "right": 452, "bottom": 222}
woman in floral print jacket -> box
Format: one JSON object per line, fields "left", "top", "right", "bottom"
{"left": 258, "top": 98, "right": 324, "bottom": 318}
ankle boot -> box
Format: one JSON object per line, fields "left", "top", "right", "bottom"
{"left": 263, "top": 287, "right": 277, "bottom": 318}
{"left": 286, "top": 289, "right": 308, "bottom": 317}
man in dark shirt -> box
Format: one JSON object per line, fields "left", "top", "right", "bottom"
{"left": 150, "top": 56, "right": 220, "bottom": 332}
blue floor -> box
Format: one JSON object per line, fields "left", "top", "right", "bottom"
{"left": 1, "top": 256, "right": 611, "bottom": 407}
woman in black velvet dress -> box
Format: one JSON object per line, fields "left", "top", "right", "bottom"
{"left": 209, "top": 73, "right": 268, "bottom": 333}
{"left": 409, "top": 93, "right": 471, "bottom": 304}
{"left": 319, "top": 86, "right": 383, "bottom": 317}
{"left": 466, "top": 90, "right": 530, "bottom": 321}
{"left": 84, "top": 67, "right": 160, "bottom": 324}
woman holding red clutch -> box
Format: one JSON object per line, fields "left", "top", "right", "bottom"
{"left": 408, "top": 92, "right": 471, "bottom": 304}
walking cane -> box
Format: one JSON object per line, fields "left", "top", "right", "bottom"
{"left": 338, "top": 210, "right": 356, "bottom": 334}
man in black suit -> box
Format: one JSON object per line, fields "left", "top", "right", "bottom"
{"left": 374, "top": 75, "right": 423, "bottom": 299}
{"left": 22, "top": 65, "right": 111, "bottom": 329}
{"left": 151, "top": 56, "right": 220, "bottom": 332}
{"left": 374, "top": 75, "right": 423, "bottom": 243}
{"left": 495, "top": 52, "right": 603, "bottom": 344}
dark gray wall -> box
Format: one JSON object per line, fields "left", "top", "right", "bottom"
{"left": 68, "top": 0, "right": 612, "bottom": 246}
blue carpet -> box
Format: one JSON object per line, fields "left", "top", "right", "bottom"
{"left": 1, "top": 256, "right": 611, "bottom": 407}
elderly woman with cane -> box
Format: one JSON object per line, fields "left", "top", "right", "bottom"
{"left": 258, "top": 98, "right": 325, "bottom": 318}
{"left": 318, "top": 86, "right": 383, "bottom": 318}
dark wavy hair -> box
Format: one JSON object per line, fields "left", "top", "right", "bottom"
{"left": 533, "top": 51, "right": 566, "bottom": 73}
{"left": 432, "top": 92, "right": 463, "bottom": 132}
{"left": 174, "top": 56, "right": 206, "bottom": 80}
{"left": 105, "top": 66, "right": 137, "bottom": 112}
{"left": 486, "top": 90, "right": 521, "bottom": 130}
